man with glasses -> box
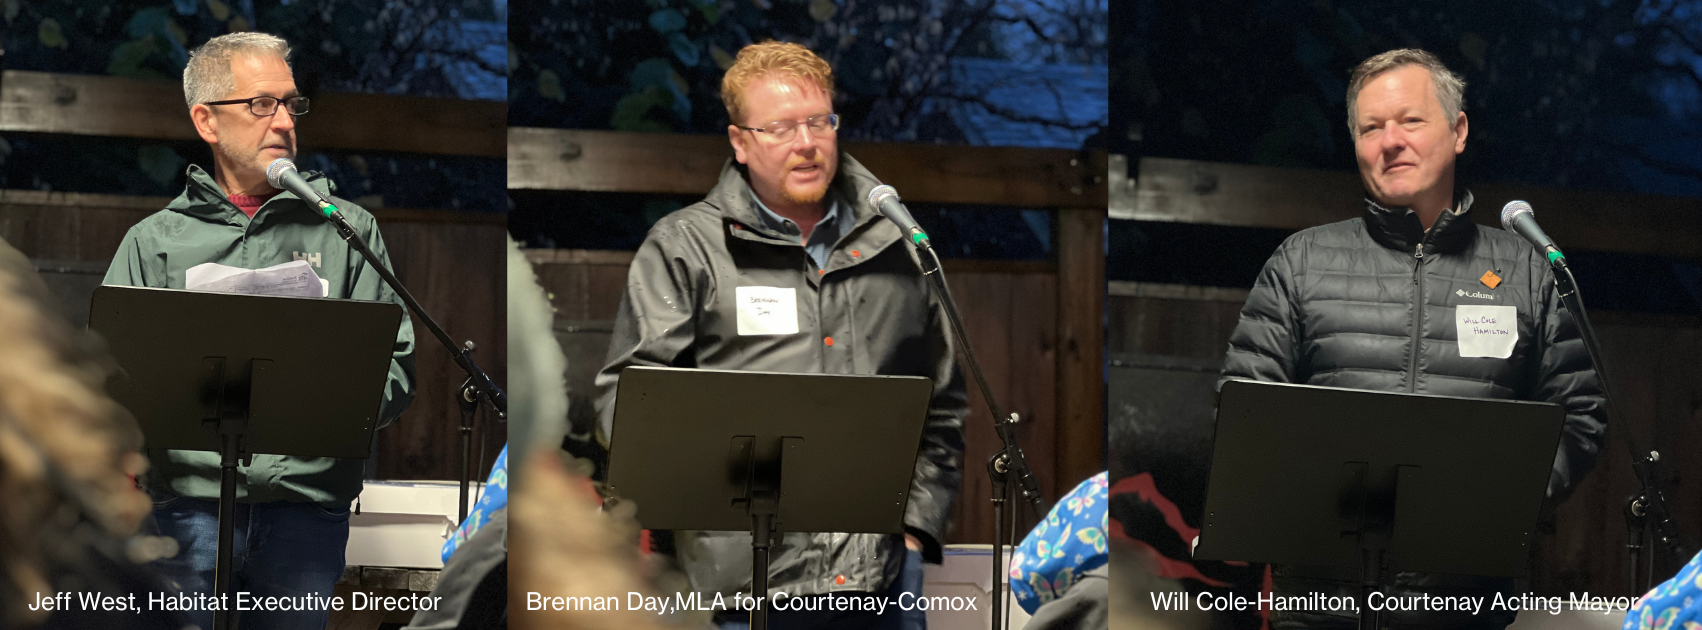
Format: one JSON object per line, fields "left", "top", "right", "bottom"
{"left": 595, "top": 41, "right": 966, "bottom": 630}
{"left": 102, "top": 32, "right": 415, "bottom": 630}
{"left": 1219, "top": 49, "right": 1604, "bottom": 630}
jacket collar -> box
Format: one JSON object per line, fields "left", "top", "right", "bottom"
{"left": 706, "top": 151, "right": 900, "bottom": 250}
{"left": 1362, "top": 188, "right": 1477, "bottom": 255}
{"left": 172, "top": 163, "right": 337, "bottom": 224}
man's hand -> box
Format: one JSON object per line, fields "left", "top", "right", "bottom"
{"left": 905, "top": 533, "right": 922, "bottom": 552}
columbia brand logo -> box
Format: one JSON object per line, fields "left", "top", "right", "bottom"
{"left": 1456, "top": 289, "right": 1496, "bottom": 300}
{"left": 293, "top": 251, "right": 322, "bottom": 268}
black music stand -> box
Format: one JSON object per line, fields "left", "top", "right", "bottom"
{"left": 89, "top": 286, "right": 403, "bottom": 630}
{"left": 604, "top": 366, "right": 934, "bottom": 630}
{"left": 1195, "top": 380, "right": 1565, "bottom": 630}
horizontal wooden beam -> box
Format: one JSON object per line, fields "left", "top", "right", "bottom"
{"left": 1111, "top": 155, "right": 1702, "bottom": 259}
{"left": 0, "top": 70, "right": 504, "bottom": 158}
{"left": 522, "top": 247, "right": 1056, "bottom": 273}
{"left": 0, "top": 188, "right": 504, "bottom": 225}
{"left": 507, "top": 128, "right": 1107, "bottom": 208}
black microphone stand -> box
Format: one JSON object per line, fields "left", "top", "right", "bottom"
{"left": 316, "top": 206, "right": 507, "bottom": 524}
{"left": 1547, "top": 253, "right": 1690, "bottom": 591}
{"left": 910, "top": 239, "right": 1048, "bottom": 630}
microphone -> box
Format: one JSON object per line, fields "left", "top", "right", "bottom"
{"left": 1500, "top": 200, "right": 1565, "bottom": 267}
{"left": 867, "top": 185, "right": 930, "bottom": 249}
{"left": 267, "top": 158, "right": 341, "bottom": 219}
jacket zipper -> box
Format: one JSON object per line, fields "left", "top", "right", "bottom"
{"left": 1408, "top": 242, "right": 1425, "bottom": 393}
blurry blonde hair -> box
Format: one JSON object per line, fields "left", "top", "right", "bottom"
{"left": 720, "top": 41, "right": 835, "bottom": 126}
{"left": 0, "top": 260, "right": 149, "bottom": 627}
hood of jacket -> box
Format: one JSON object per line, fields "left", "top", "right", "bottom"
{"left": 169, "top": 163, "right": 341, "bottom": 224}
{"left": 699, "top": 152, "right": 901, "bottom": 253}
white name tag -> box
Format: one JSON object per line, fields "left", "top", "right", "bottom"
{"left": 1456, "top": 305, "right": 1517, "bottom": 359}
{"left": 736, "top": 286, "right": 799, "bottom": 336}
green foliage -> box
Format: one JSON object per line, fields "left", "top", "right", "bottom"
{"left": 511, "top": 0, "right": 1108, "bottom": 143}
{"left": 38, "top": 16, "right": 67, "bottom": 49}
{"left": 611, "top": 87, "right": 678, "bottom": 132}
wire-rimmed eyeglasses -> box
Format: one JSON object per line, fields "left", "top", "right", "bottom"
{"left": 736, "top": 113, "right": 839, "bottom": 143}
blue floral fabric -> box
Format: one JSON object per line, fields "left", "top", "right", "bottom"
{"left": 441, "top": 445, "right": 508, "bottom": 562}
{"left": 1625, "top": 549, "right": 1702, "bottom": 630}
{"left": 1008, "top": 471, "right": 1110, "bottom": 614}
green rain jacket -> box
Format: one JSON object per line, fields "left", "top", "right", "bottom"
{"left": 102, "top": 164, "right": 416, "bottom": 505}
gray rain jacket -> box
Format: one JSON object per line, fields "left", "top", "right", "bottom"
{"left": 594, "top": 153, "right": 968, "bottom": 598}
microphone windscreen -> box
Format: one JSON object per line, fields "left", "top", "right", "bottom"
{"left": 867, "top": 185, "right": 898, "bottom": 210}
{"left": 266, "top": 158, "right": 298, "bottom": 189}
{"left": 1500, "top": 200, "right": 1533, "bottom": 232}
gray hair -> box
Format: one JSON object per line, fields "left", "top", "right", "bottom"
{"left": 1346, "top": 48, "right": 1465, "bottom": 134}
{"left": 182, "top": 32, "right": 292, "bottom": 108}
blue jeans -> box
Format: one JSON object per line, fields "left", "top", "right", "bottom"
{"left": 146, "top": 490, "right": 350, "bottom": 630}
{"left": 718, "top": 549, "right": 927, "bottom": 630}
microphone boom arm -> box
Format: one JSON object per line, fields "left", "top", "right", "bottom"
{"left": 915, "top": 241, "right": 1047, "bottom": 514}
{"left": 316, "top": 207, "right": 507, "bottom": 417}
{"left": 1549, "top": 257, "right": 1690, "bottom": 570}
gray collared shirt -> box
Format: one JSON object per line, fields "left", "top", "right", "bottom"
{"left": 750, "top": 191, "right": 852, "bottom": 269}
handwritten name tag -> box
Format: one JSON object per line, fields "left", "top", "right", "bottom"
{"left": 1456, "top": 304, "right": 1517, "bottom": 359}
{"left": 736, "top": 286, "right": 799, "bottom": 336}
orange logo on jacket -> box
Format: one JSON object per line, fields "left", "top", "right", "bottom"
{"left": 1480, "top": 270, "right": 1501, "bottom": 289}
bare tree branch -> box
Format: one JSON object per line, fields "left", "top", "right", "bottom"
{"left": 942, "top": 94, "right": 1104, "bottom": 130}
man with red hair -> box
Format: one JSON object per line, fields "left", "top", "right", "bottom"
{"left": 595, "top": 41, "right": 967, "bottom": 630}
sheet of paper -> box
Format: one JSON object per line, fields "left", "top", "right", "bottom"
{"left": 735, "top": 285, "right": 799, "bottom": 335}
{"left": 186, "top": 260, "right": 326, "bottom": 298}
{"left": 1455, "top": 304, "right": 1518, "bottom": 359}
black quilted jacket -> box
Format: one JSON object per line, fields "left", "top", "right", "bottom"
{"left": 1219, "top": 192, "right": 1606, "bottom": 501}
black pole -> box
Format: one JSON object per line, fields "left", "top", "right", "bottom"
{"left": 457, "top": 377, "right": 478, "bottom": 523}
{"left": 208, "top": 359, "right": 249, "bottom": 630}
{"left": 1550, "top": 260, "right": 1690, "bottom": 570}
{"left": 215, "top": 429, "right": 239, "bottom": 630}
{"left": 751, "top": 506, "right": 774, "bottom": 630}
{"left": 1358, "top": 548, "right": 1383, "bottom": 630}
{"left": 988, "top": 455, "right": 1007, "bottom": 630}
{"left": 1005, "top": 471, "right": 1018, "bottom": 630}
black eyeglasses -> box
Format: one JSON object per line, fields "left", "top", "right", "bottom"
{"left": 203, "top": 95, "right": 310, "bottom": 117}
{"left": 736, "top": 113, "right": 840, "bottom": 143}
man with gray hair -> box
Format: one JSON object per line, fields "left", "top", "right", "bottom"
{"left": 103, "top": 31, "right": 416, "bottom": 630}
{"left": 1219, "top": 48, "right": 1606, "bottom": 629}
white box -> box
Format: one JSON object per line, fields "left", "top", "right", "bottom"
{"left": 1508, "top": 609, "right": 1627, "bottom": 630}
{"left": 344, "top": 480, "right": 482, "bottom": 569}
{"left": 923, "top": 545, "right": 1032, "bottom": 630}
